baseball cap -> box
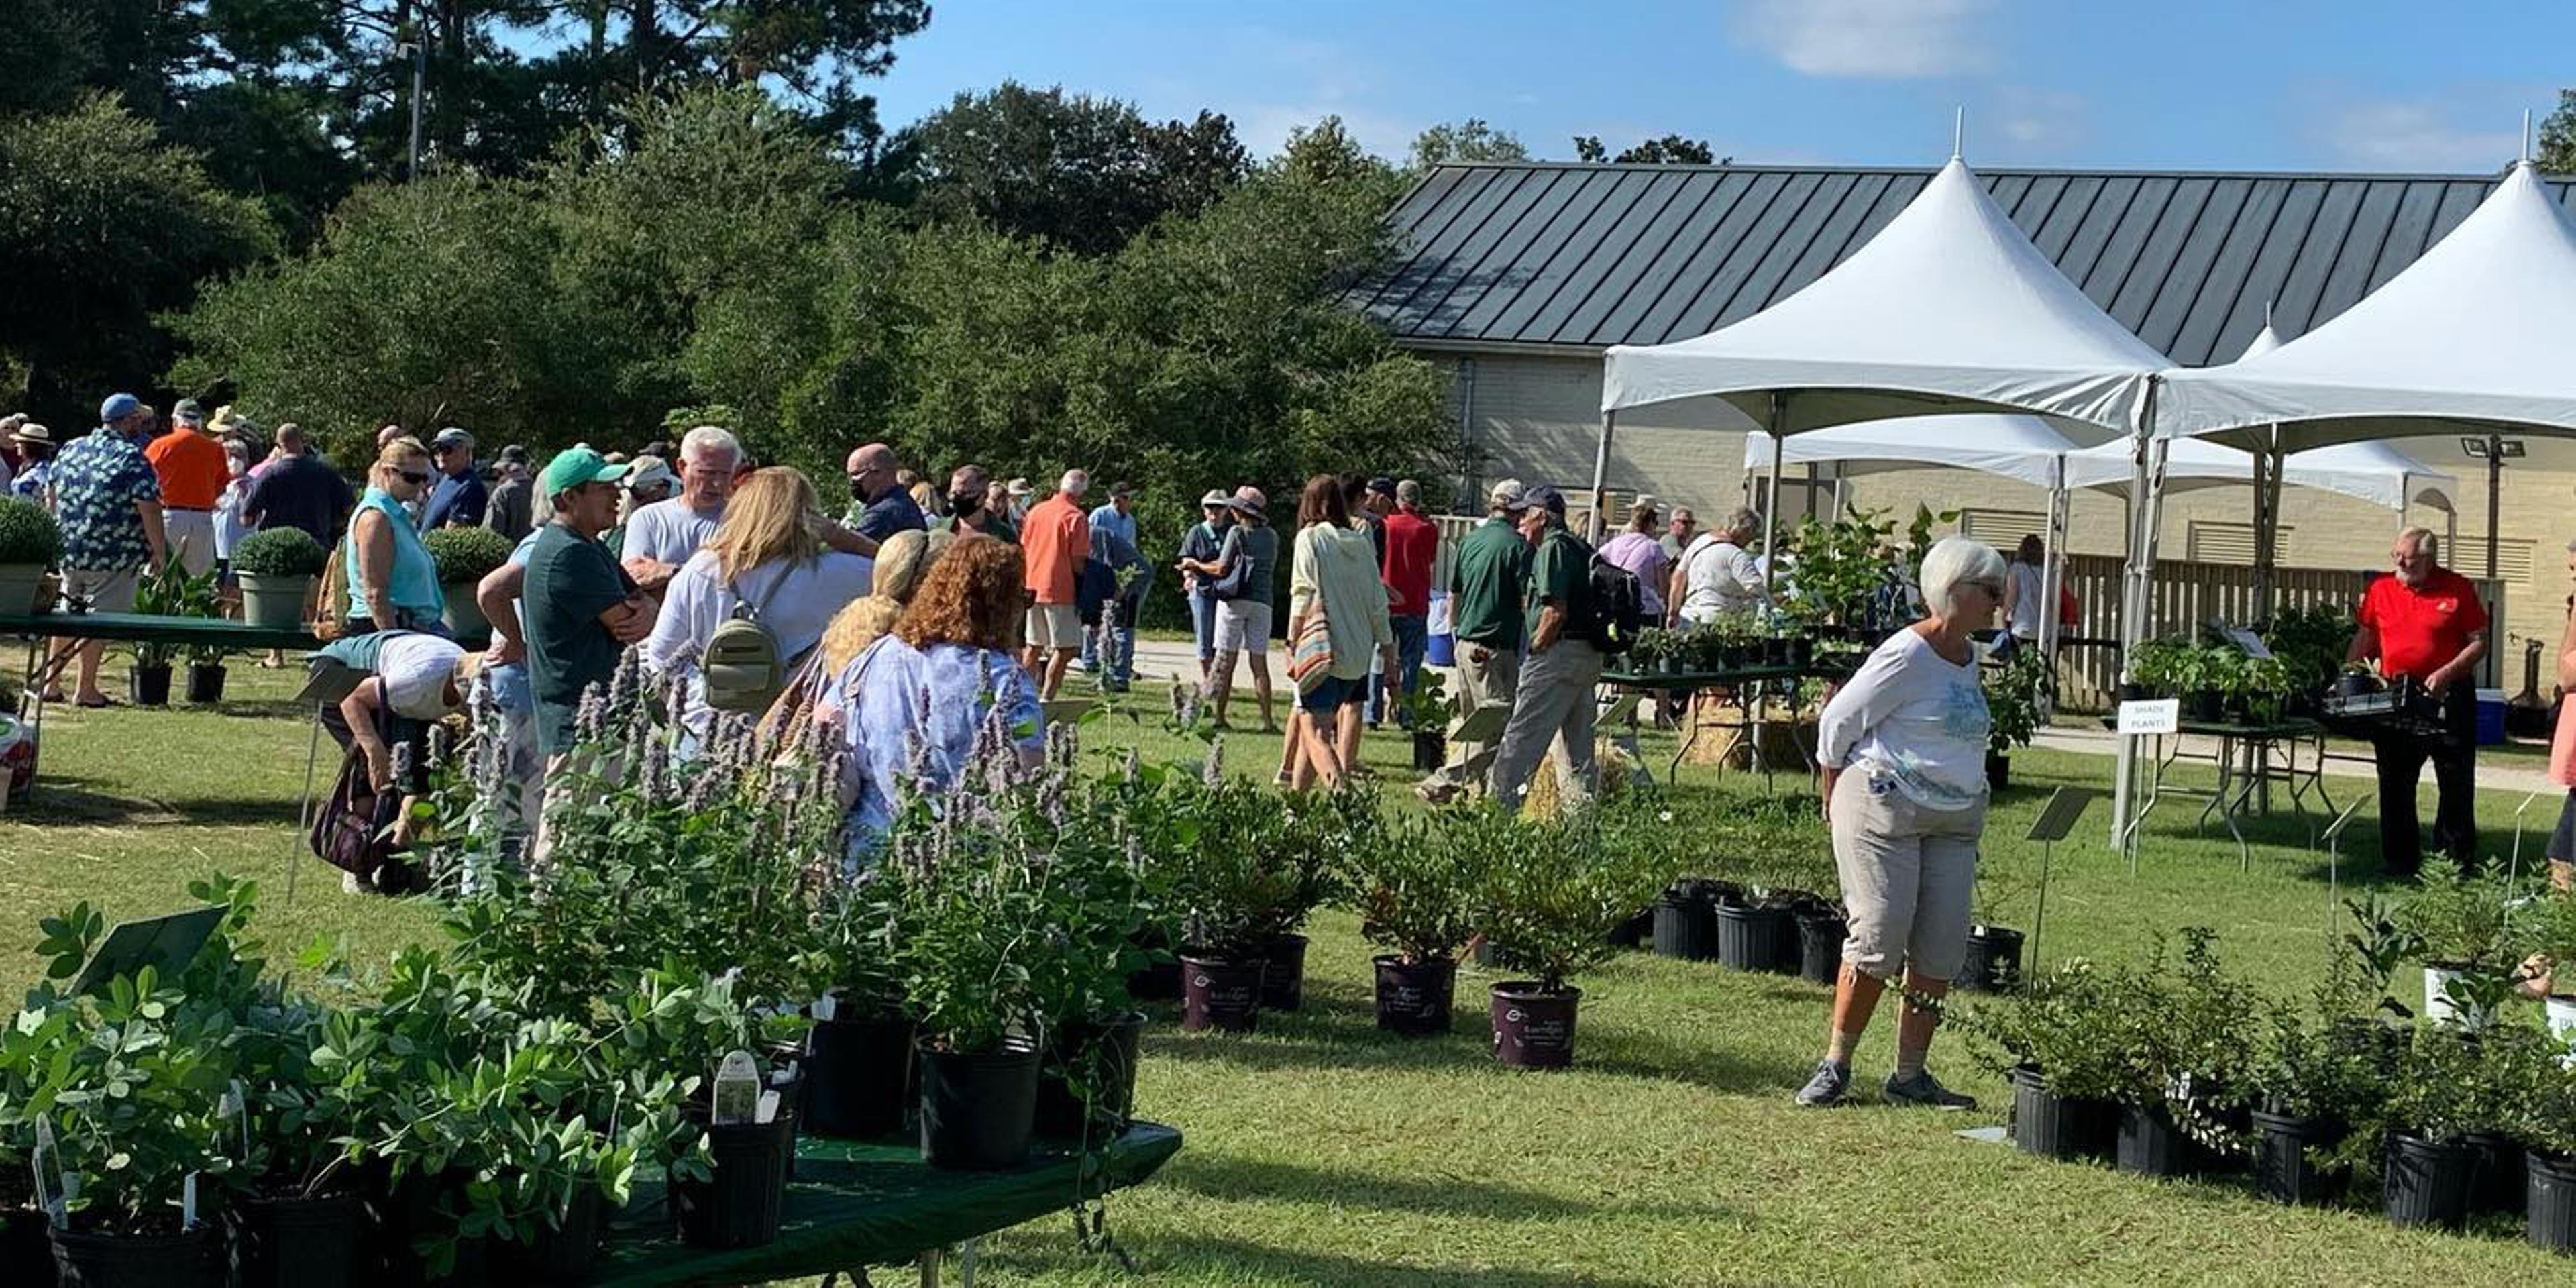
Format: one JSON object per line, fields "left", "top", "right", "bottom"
{"left": 539, "top": 445, "right": 631, "bottom": 496}
{"left": 1366, "top": 475, "right": 1397, "bottom": 496}
{"left": 622, "top": 455, "right": 677, "bottom": 494}
{"left": 1199, "top": 488, "right": 1230, "bottom": 508}
{"left": 1523, "top": 484, "right": 1567, "bottom": 515}
{"left": 1110, "top": 480, "right": 1134, "bottom": 498}
{"left": 1488, "top": 478, "right": 1527, "bottom": 511}
{"left": 172, "top": 398, "right": 206, "bottom": 423}
{"left": 431, "top": 426, "right": 474, "bottom": 449}
{"left": 99, "top": 393, "right": 143, "bottom": 423}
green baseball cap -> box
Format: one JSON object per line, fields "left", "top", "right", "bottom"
{"left": 539, "top": 445, "right": 631, "bottom": 496}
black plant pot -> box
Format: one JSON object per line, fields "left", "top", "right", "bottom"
{"left": 492, "top": 1183, "right": 602, "bottom": 1286}
{"left": 1713, "top": 902, "right": 1792, "bottom": 974}
{"left": 1658, "top": 654, "right": 1688, "bottom": 676}
{"left": 2463, "top": 1130, "right": 2528, "bottom": 1218}
{"left": 1786, "top": 636, "right": 1815, "bottom": 669}
{"left": 1957, "top": 925, "right": 2025, "bottom": 994}
{"left": 1257, "top": 933, "right": 1309, "bottom": 1011}
{"left": 1034, "top": 1013, "right": 1144, "bottom": 1141}
{"left": 673, "top": 1099, "right": 798, "bottom": 1248}
{"left": 356, "top": 1164, "right": 484, "bottom": 1286}
{"left": 186, "top": 662, "right": 228, "bottom": 704}
{"left": 51, "top": 1224, "right": 225, "bottom": 1288}
{"left": 2528, "top": 1149, "right": 2576, "bottom": 1254}
{"left": 1605, "top": 907, "right": 1654, "bottom": 947}
{"left": 2116, "top": 1104, "right": 2218, "bottom": 1178}
{"left": 1652, "top": 892, "right": 1717, "bottom": 961}
{"left": 2114, "top": 682, "right": 2154, "bottom": 704}
{"left": 2184, "top": 690, "right": 2226, "bottom": 723}
{"left": 1794, "top": 911, "right": 1847, "bottom": 987}
{"left": 1, "top": 1205, "right": 48, "bottom": 1286}
{"left": 1984, "top": 753, "right": 2010, "bottom": 792}
{"left": 1490, "top": 982, "right": 1580, "bottom": 1069}
{"left": 2385, "top": 1132, "right": 2474, "bottom": 1231}
{"left": 916, "top": 1039, "right": 1039, "bottom": 1171}
{"left": 800, "top": 1012, "right": 914, "bottom": 1140}
{"left": 2251, "top": 1109, "right": 2349, "bottom": 1206}
{"left": 2010, "top": 1067, "right": 2116, "bottom": 1162}
{"left": 1410, "top": 729, "right": 1446, "bottom": 772}
{"left": 1179, "top": 953, "right": 1265, "bottom": 1032}
{"left": 2335, "top": 671, "right": 2381, "bottom": 699}
{"left": 129, "top": 663, "right": 173, "bottom": 707}
{"left": 1126, "top": 955, "right": 1183, "bottom": 1002}
{"left": 1374, "top": 954, "right": 1457, "bottom": 1036}
{"left": 232, "top": 1191, "right": 361, "bottom": 1288}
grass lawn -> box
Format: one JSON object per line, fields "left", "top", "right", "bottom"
{"left": 2, "top": 661, "right": 2568, "bottom": 1285}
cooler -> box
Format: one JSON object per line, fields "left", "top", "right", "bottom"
{"left": 2476, "top": 688, "right": 2506, "bottom": 745}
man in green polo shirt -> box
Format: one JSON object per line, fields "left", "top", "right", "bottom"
{"left": 1489, "top": 484, "right": 1603, "bottom": 810}
{"left": 1417, "top": 478, "right": 1535, "bottom": 802}
{"left": 524, "top": 446, "right": 652, "bottom": 759}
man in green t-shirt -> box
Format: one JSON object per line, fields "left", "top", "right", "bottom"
{"left": 1488, "top": 485, "right": 1603, "bottom": 810}
{"left": 1417, "top": 478, "right": 1534, "bottom": 802}
{"left": 523, "top": 447, "right": 651, "bottom": 762}
{"left": 941, "top": 464, "right": 1018, "bottom": 543}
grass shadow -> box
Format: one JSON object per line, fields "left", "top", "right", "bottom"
{"left": 1156, "top": 1153, "right": 1733, "bottom": 1224}
{"left": 1120, "top": 1234, "right": 1674, "bottom": 1288}
{"left": 11, "top": 783, "right": 312, "bottom": 828}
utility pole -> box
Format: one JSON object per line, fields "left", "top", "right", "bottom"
{"left": 405, "top": 37, "right": 427, "bottom": 180}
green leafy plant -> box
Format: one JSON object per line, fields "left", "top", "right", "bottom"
{"left": 1345, "top": 807, "right": 1493, "bottom": 964}
{"left": 129, "top": 560, "right": 221, "bottom": 665}
{"left": 1982, "top": 647, "right": 2051, "bottom": 755}
{"left": 230, "top": 526, "right": 329, "bottom": 578}
{"left": 1955, "top": 958, "right": 2128, "bottom": 1100}
{"left": 2125, "top": 635, "right": 2195, "bottom": 694}
{"left": 1393, "top": 669, "right": 1456, "bottom": 731}
{"left": 421, "top": 525, "right": 516, "bottom": 588}
{"left": 1779, "top": 508, "right": 1894, "bottom": 630}
{"left": 2261, "top": 604, "right": 2353, "bottom": 698}
{"left": 2393, "top": 858, "right": 2520, "bottom": 972}
{"left": 0, "top": 495, "right": 62, "bottom": 565}
{"left": 1474, "top": 798, "right": 1674, "bottom": 994}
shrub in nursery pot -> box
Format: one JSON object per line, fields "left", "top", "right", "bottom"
{"left": 916, "top": 1040, "right": 1038, "bottom": 1171}
{"left": 1034, "top": 1012, "right": 1145, "bottom": 1141}
{"left": 0, "top": 495, "right": 63, "bottom": 615}
{"left": 1651, "top": 881, "right": 1717, "bottom": 961}
{"left": 2528, "top": 1148, "right": 2576, "bottom": 1256}
{"left": 231, "top": 527, "right": 329, "bottom": 630}
{"left": 422, "top": 526, "right": 515, "bottom": 637}
{"left": 1163, "top": 778, "right": 1362, "bottom": 1032}
{"left": 2373, "top": 1028, "right": 2488, "bottom": 1231}
{"left": 126, "top": 561, "right": 221, "bottom": 704}
{"left": 1795, "top": 906, "right": 1848, "bottom": 987}
{"left": 799, "top": 1007, "right": 915, "bottom": 1140}
{"left": 2394, "top": 859, "right": 2518, "bottom": 1030}
{"left": 1713, "top": 899, "right": 1793, "bottom": 974}
{"left": 1957, "top": 926, "right": 2025, "bottom": 994}
{"left": 1957, "top": 961, "right": 2129, "bottom": 1161}
{"left": 2009, "top": 1066, "right": 2118, "bottom": 1162}
{"left": 1474, "top": 798, "right": 1671, "bottom": 1069}
{"left": 674, "top": 1083, "right": 801, "bottom": 1246}
{"left": 231, "top": 1191, "right": 362, "bottom": 1288}
{"left": 1346, "top": 809, "right": 1491, "bottom": 1036}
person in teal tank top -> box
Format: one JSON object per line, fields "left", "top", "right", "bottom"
{"left": 344, "top": 436, "right": 447, "bottom": 634}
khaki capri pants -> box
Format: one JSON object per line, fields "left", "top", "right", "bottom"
{"left": 1830, "top": 767, "right": 1986, "bottom": 981}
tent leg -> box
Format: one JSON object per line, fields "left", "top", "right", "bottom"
{"left": 286, "top": 700, "right": 324, "bottom": 908}
{"left": 1758, "top": 395, "right": 1787, "bottom": 592}
{"left": 2249, "top": 433, "right": 2283, "bottom": 623}
{"left": 2110, "top": 379, "right": 2162, "bottom": 853}
{"left": 1586, "top": 410, "right": 1617, "bottom": 543}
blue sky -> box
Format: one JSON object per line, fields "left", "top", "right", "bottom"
{"left": 865, "top": 1, "right": 2575, "bottom": 173}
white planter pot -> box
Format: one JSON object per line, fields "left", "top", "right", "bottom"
{"left": 2548, "top": 995, "right": 2576, "bottom": 1068}
{"left": 2423, "top": 965, "right": 2493, "bottom": 1030}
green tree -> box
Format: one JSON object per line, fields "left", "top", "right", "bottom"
{"left": 889, "top": 82, "right": 1249, "bottom": 255}
{"left": 2540, "top": 89, "right": 2576, "bottom": 174}
{"left": 1409, "top": 117, "right": 1527, "bottom": 168}
{"left": 0, "top": 93, "right": 275, "bottom": 423}
{"left": 1574, "top": 133, "right": 1722, "bottom": 165}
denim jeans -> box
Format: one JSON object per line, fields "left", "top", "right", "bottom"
{"left": 1189, "top": 589, "right": 1218, "bottom": 663}
{"left": 1369, "top": 614, "right": 1432, "bottom": 725}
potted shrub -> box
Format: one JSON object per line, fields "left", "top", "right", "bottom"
{"left": 1650, "top": 877, "right": 1723, "bottom": 963}
{"left": 0, "top": 496, "right": 60, "bottom": 616}
{"left": 2394, "top": 859, "right": 2520, "bottom": 1030}
{"left": 590, "top": 967, "right": 800, "bottom": 1246}
{"left": 128, "top": 561, "right": 220, "bottom": 704}
{"left": 1982, "top": 645, "right": 2049, "bottom": 792}
{"left": 887, "top": 830, "right": 1046, "bottom": 1169}
{"left": 2525, "top": 888, "right": 2576, "bottom": 1052}
{"left": 1957, "top": 843, "right": 2028, "bottom": 995}
{"left": 2123, "top": 635, "right": 2192, "bottom": 702}
{"left": 2103, "top": 930, "right": 2258, "bottom": 1179}
{"left": 1714, "top": 800, "right": 1830, "bottom": 975}
{"left": 184, "top": 639, "right": 231, "bottom": 704}
{"left": 2238, "top": 655, "right": 2292, "bottom": 726}
{"left": 1163, "top": 777, "right": 1344, "bottom": 1029}
{"left": 231, "top": 527, "right": 328, "bottom": 631}
{"left": 1397, "top": 671, "right": 1455, "bottom": 772}
{"left": 1958, "top": 959, "right": 2125, "bottom": 1162}
{"left": 1474, "top": 800, "right": 1671, "bottom": 1069}
{"left": 2375, "top": 1027, "right": 2483, "bottom": 1231}
{"left": 2334, "top": 657, "right": 2385, "bottom": 700}
{"left": 800, "top": 887, "right": 914, "bottom": 1142}
{"left": 1346, "top": 808, "right": 1492, "bottom": 1036}
{"left": 421, "top": 526, "right": 513, "bottom": 638}
{"left": 2518, "top": 1049, "right": 2576, "bottom": 1254}
{"left": 2244, "top": 963, "right": 2396, "bottom": 1207}
{"left": 1024, "top": 769, "right": 1159, "bottom": 1144}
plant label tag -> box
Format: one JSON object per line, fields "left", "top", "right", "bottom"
{"left": 227, "top": 1077, "right": 252, "bottom": 1156}
{"left": 712, "top": 1050, "right": 760, "bottom": 1126}
{"left": 182, "top": 1173, "right": 198, "bottom": 1230}
{"left": 811, "top": 991, "right": 838, "bottom": 1022}
{"left": 755, "top": 1090, "right": 780, "bottom": 1125}
{"left": 34, "top": 1116, "right": 63, "bottom": 1224}
{"left": 2116, "top": 698, "right": 2178, "bottom": 736}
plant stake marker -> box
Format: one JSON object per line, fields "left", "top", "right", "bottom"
{"left": 2320, "top": 794, "right": 2371, "bottom": 943}
{"left": 2021, "top": 787, "right": 2098, "bottom": 974}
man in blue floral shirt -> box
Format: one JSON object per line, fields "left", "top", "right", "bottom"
{"left": 45, "top": 393, "right": 167, "bottom": 706}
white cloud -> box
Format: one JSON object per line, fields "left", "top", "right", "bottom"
{"left": 1731, "top": 0, "right": 1994, "bottom": 79}
{"left": 2319, "top": 99, "right": 2520, "bottom": 171}
{"left": 1235, "top": 104, "right": 1423, "bottom": 163}
{"left": 1990, "top": 88, "right": 2087, "bottom": 152}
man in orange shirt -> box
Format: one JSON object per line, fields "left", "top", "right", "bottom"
{"left": 1020, "top": 469, "right": 1091, "bottom": 700}
{"left": 2348, "top": 527, "right": 2489, "bottom": 877}
{"left": 145, "top": 398, "right": 229, "bottom": 576}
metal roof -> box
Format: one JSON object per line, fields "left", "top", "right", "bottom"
{"left": 1359, "top": 162, "right": 2576, "bottom": 366}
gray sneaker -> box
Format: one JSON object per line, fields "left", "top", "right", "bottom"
{"left": 1883, "top": 1068, "right": 1977, "bottom": 1110}
{"left": 1794, "top": 1059, "right": 1851, "bottom": 1107}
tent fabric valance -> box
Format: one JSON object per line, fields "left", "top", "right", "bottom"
{"left": 1601, "top": 158, "right": 2167, "bottom": 442}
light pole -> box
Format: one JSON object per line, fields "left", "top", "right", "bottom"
{"left": 2460, "top": 434, "right": 2526, "bottom": 580}
{"left": 402, "top": 38, "right": 426, "bottom": 180}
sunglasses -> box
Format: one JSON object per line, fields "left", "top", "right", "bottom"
{"left": 398, "top": 470, "right": 433, "bottom": 486}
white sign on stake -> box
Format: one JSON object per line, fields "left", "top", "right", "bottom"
{"left": 2117, "top": 698, "right": 2180, "bottom": 736}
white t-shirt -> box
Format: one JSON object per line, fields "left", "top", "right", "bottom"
{"left": 378, "top": 633, "right": 466, "bottom": 720}
{"left": 1817, "top": 628, "right": 1991, "bottom": 810}
{"left": 620, "top": 497, "right": 727, "bottom": 568}
{"left": 2004, "top": 562, "right": 2046, "bottom": 640}
{"left": 645, "top": 548, "right": 875, "bottom": 734}
{"left": 1677, "top": 535, "right": 1766, "bottom": 623}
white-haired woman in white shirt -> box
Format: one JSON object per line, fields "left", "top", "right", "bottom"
{"left": 1796, "top": 535, "right": 2006, "bottom": 1112}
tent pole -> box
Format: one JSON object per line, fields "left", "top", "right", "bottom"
{"left": 2038, "top": 457, "right": 2066, "bottom": 663}
{"left": 2111, "top": 378, "right": 2161, "bottom": 853}
{"left": 2250, "top": 428, "right": 2283, "bottom": 623}
{"left": 1586, "top": 409, "right": 1617, "bottom": 543}
{"left": 1759, "top": 395, "right": 1787, "bottom": 592}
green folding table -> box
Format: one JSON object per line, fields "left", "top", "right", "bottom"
{"left": 594, "top": 1122, "right": 1183, "bottom": 1287}
{"left": 1, "top": 610, "right": 323, "bottom": 784}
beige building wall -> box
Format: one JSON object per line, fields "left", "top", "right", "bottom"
{"left": 1434, "top": 350, "right": 2576, "bottom": 668}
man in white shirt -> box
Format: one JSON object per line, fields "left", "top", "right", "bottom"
{"left": 621, "top": 425, "right": 743, "bottom": 593}
{"left": 1670, "top": 506, "right": 1768, "bottom": 624}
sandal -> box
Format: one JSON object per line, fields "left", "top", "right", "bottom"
{"left": 75, "top": 694, "right": 115, "bottom": 709}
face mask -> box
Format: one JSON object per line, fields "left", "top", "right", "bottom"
{"left": 950, "top": 491, "right": 983, "bottom": 517}
{"left": 848, "top": 476, "right": 870, "bottom": 504}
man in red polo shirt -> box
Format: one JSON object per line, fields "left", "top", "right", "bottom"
{"left": 2349, "top": 527, "right": 2488, "bottom": 877}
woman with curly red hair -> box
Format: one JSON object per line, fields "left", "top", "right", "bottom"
{"left": 818, "top": 535, "right": 1045, "bottom": 847}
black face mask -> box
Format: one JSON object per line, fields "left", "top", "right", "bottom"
{"left": 848, "top": 476, "right": 871, "bottom": 504}
{"left": 950, "top": 490, "right": 983, "bottom": 517}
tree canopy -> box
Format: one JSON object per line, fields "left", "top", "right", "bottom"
{"left": 1409, "top": 119, "right": 1529, "bottom": 168}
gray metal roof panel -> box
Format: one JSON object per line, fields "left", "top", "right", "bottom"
{"left": 1367, "top": 160, "right": 2576, "bottom": 364}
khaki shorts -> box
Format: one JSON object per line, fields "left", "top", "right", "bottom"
{"left": 1212, "top": 599, "right": 1273, "bottom": 655}
{"left": 62, "top": 567, "right": 140, "bottom": 614}
{"left": 1831, "top": 767, "right": 1986, "bottom": 981}
{"left": 1025, "top": 601, "right": 1082, "bottom": 650}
